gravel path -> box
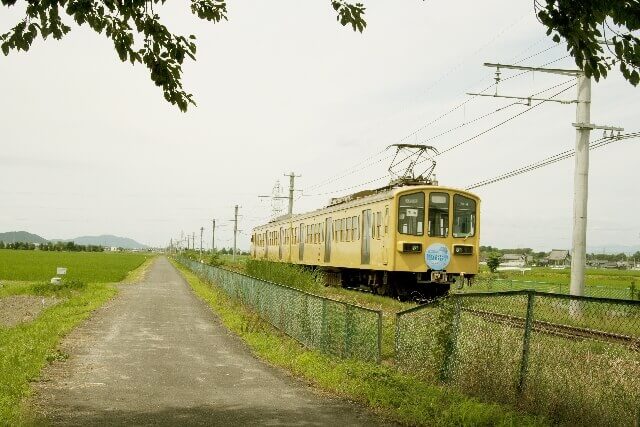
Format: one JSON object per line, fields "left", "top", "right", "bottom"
{"left": 32, "top": 257, "right": 391, "bottom": 426}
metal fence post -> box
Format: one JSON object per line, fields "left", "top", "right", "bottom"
{"left": 344, "top": 304, "right": 353, "bottom": 359}
{"left": 320, "top": 299, "right": 328, "bottom": 354}
{"left": 376, "top": 311, "right": 382, "bottom": 364}
{"left": 440, "top": 296, "right": 462, "bottom": 383}
{"left": 394, "top": 313, "right": 401, "bottom": 361}
{"left": 518, "top": 291, "right": 535, "bottom": 395}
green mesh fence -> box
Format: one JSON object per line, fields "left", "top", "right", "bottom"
{"left": 458, "top": 276, "right": 640, "bottom": 301}
{"left": 396, "top": 290, "right": 640, "bottom": 426}
{"left": 177, "top": 257, "right": 382, "bottom": 363}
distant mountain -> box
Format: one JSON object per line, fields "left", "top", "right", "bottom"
{"left": 0, "top": 231, "right": 48, "bottom": 244}
{"left": 65, "top": 235, "right": 148, "bottom": 249}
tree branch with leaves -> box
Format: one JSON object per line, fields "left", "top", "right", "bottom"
{"left": 0, "top": 0, "right": 366, "bottom": 111}
{"left": 535, "top": 0, "right": 640, "bottom": 85}
{"left": 2, "top": 1, "right": 637, "bottom": 112}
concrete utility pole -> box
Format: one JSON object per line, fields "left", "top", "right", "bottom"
{"left": 211, "top": 219, "right": 216, "bottom": 252}
{"left": 469, "top": 62, "right": 623, "bottom": 297}
{"left": 259, "top": 172, "right": 301, "bottom": 218}
{"left": 284, "top": 171, "right": 301, "bottom": 215}
{"left": 200, "top": 227, "right": 204, "bottom": 258}
{"left": 569, "top": 74, "right": 591, "bottom": 298}
{"left": 232, "top": 205, "right": 239, "bottom": 261}
{"left": 192, "top": 232, "right": 196, "bottom": 251}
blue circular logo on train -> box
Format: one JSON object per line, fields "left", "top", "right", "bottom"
{"left": 425, "top": 243, "right": 450, "bottom": 271}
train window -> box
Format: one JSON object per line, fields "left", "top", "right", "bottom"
{"left": 384, "top": 207, "right": 389, "bottom": 235}
{"left": 372, "top": 213, "right": 376, "bottom": 237}
{"left": 398, "top": 192, "right": 425, "bottom": 236}
{"left": 428, "top": 193, "right": 449, "bottom": 237}
{"left": 352, "top": 216, "right": 358, "bottom": 240}
{"left": 376, "top": 212, "right": 382, "bottom": 239}
{"left": 346, "top": 217, "right": 352, "bottom": 241}
{"left": 453, "top": 194, "right": 476, "bottom": 237}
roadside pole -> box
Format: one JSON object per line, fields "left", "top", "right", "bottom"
{"left": 569, "top": 73, "right": 591, "bottom": 298}
{"left": 233, "top": 205, "right": 239, "bottom": 262}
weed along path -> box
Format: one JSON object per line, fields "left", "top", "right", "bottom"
{"left": 32, "top": 256, "right": 390, "bottom": 426}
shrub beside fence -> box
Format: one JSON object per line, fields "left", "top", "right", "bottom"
{"left": 396, "top": 290, "right": 640, "bottom": 426}
{"left": 177, "top": 257, "right": 382, "bottom": 363}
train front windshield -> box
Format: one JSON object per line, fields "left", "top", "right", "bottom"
{"left": 453, "top": 194, "right": 476, "bottom": 237}
{"left": 398, "top": 192, "right": 425, "bottom": 236}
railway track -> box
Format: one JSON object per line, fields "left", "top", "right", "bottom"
{"left": 464, "top": 307, "right": 640, "bottom": 351}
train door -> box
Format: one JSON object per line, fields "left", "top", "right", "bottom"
{"left": 324, "top": 217, "right": 332, "bottom": 263}
{"left": 298, "top": 223, "right": 305, "bottom": 261}
{"left": 279, "top": 227, "right": 283, "bottom": 260}
{"left": 382, "top": 206, "right": 389, "bottom": 265}
{"left": 361, "top": 209, "right": 371, "bottom": 265}
{"left": 264, "top": 231, "right": 269, "bottom": 258}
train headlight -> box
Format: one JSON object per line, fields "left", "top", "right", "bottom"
{"left": 453, "top": 245, "right": 473, "bottom": 255}
{"left": 402, "top": 243, "right": 422, "bottom": 253}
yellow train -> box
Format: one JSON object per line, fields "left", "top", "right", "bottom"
{"left": 251, "top": 183, "right": 480, "bottom": 299}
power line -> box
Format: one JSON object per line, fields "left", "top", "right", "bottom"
{"left": 299, "top": 51, "right": 568, "bottom": 195}
{"left": 465, "top": 132, "right": 640, "bottom": 190}
{"left": 301, "top": 80, "right": 579, "bottom": 199}
{"left": 302, "top": 176, "right": 389, "bottom": 197}
{"left": 436, "top": 80, "right": 576, "bottom": 156}
{"left": 394, "top": 55, "right": 570, "bottom": 146}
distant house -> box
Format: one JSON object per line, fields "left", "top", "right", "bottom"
{"left": 500, "top": 253, "right": 527, "bottom": 268}
{"left": 547, "top": 249, "right": 570, "bottom": 267}
{"left": 588, "top": 259, "right": 607, "bottom": 268}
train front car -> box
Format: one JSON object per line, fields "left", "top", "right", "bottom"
{"left": 391, "top": 186, "right": 480, "bottom": 299}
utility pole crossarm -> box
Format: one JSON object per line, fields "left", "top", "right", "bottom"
{"left": 466, "top": 92, "right": 576, "bottom": 105}
{"left": 572, "top": 123, "right": 624, "bottom": 131}
{"left": 483, "top": 62, "right": 583, "bottom": 76}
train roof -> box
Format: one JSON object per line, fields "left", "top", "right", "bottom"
{"left": 253, "top": 183, "right": 479, "bottom": 231}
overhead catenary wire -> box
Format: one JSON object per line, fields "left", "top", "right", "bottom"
{"left": 394, "top": 54, "right": 570, "bottom": 146}
{"left": 299, "top": 50, "right": 568, "bottom": 196}
{"left": 435, "top": 79, "right": 577, "bottom": 156}
{"left": 302, "top": 80, "right": 578, "bottom": 199}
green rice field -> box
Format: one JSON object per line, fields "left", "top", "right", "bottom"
{"left": 0, "top": 249, "right": 153, "bottom": 424}
{"left": 466, "top": 267, "right": 640, "bottom": 299}
{"left": 0, "top": 250, "right": 151, "bottom": 283}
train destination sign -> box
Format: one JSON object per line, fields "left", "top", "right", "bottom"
{"left": 425, "top": 243, "right": 450, "bottom": 271}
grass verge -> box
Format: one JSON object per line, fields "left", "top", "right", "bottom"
{"left": 0, "top": 283, "right": 116, "bottom": 424}
{"left": 173, "top": 260, "right": 545, "bottom": 426}
{"left": 0, "top": 258, "right": 154, "bottom": 425}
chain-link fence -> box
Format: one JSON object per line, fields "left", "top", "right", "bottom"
{"left": 177, "top": 257, "right": 382, "bottom": 363}
{"left": 396, "top": 290, "right": 640, "bottom": 426}
{"left": 460, "top": 276, "right": 640, "bottom": 301}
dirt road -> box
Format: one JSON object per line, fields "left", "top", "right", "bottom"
{"left": 33, "top": 257, "right": 390, "bottom": 426}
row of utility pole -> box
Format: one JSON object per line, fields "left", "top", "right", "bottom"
{"left": 173, "top": 172, "right": 300, "bottom": 261}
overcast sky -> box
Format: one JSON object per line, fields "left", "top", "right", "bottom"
{"left": 1, "top": 1, "right": 639, "bottom": 251}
